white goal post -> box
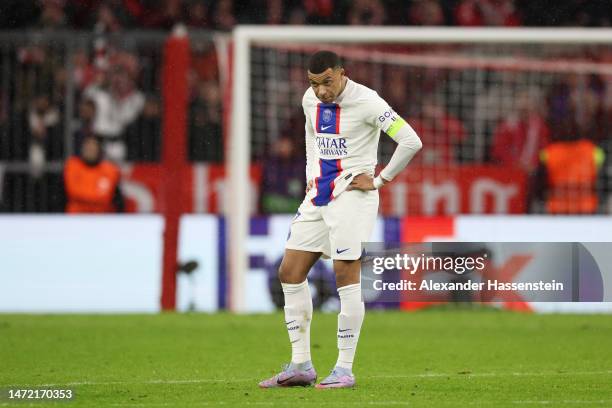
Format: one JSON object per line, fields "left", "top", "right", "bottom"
{"left": 229, "top": 26, "right": 612, "bottom": 312}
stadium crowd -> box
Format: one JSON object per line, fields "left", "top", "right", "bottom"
{"left": 0, "top": 0, "right": 611, "bottom": 214}
{"left": 1, "top": 0, "right": 611, "bottom": 30}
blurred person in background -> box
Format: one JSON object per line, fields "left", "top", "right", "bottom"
{"left": 302, "top": 0, "right": 338, "bottom": 24}
{"left": 287, "top": 5, "right": 307, "bottom": 25}
{"left": 122, "top": 0, "right": 185, "bottom": 29}
{"left": 72, "top": 98, "right": 97, "bottom": 154}
{"left": 261, "top": 134, "right": 306, "bottom": 214}
{"left": 266, "top": 0, "right": 284, "bottom": 24}
{"left": 212, "top": 0, "right": 236, "bottom": 31}
{"left": 408, "top": 0, "right": 446, "bottom": 25}
{"left": 126, "top": 96, "right": 162, "bottom": 161}
{"left": 189, "top": 80, "right": 223, "bottom": 162}
{"left": 490, "top": 90, "right": 550, "bottom": 173}
{"left": 455, "top": 0, "right": 521, "bottom": 26}
{"left": 520, "top": 0, "right": 612, "bottom": 26}
{"left": 490, "top": 90, "right": 551, "bottom": 212}
{"left": 36, "top": 0, "right": 67, "bottom": 30}
{"left": 409, "top": 96, "right": 466, "bottom": 165}
{"left": 534, "top": 131, "right": 606, "bottom": 215}
{"left": 63, "top": 135, "right": 124, "bottom": 213}
{"left": 0, "top": 93, "right": 7, "bottom": 159}
{"left": 382, "top": 66, "right": 409, "bottom": 112}
{"left": 346, "top": 0, "right": 385, "bottom": 25}
{"left": 548, "top": 74, "right": 607, "bottom": 145}
{"left": 84, "top": 64, "right": 145, "bottom": 162}
{"left": 185, "top": 0, "right": 210, "bottom": 28}
{"left": 93, "top": 1, "right": 126, "bottom": 33}
{"left": 28, "top": 94, "right": 62, "bottom": 176}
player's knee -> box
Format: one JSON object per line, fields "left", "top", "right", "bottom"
{"left": 278, "top": 261, "right": 297, "bottom": 283}
{"left": 278, "top": 262, "right": 288, "bottom": 281}
{"left": 334, "top": 259, "right": 360, "bottom": 287}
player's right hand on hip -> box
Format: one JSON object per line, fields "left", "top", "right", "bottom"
{"left": 347, "top": 173, "right": 375, "bottom": 191}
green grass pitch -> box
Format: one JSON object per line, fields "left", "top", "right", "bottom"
{"left": 1, "top": 309, "right": 611, "bottom": 407}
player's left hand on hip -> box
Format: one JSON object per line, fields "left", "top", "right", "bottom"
{"left": 347, "top": 173, "right": 375, "bottom": 191}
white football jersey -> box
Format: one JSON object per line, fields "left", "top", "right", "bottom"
{"left": 303, "top": 78, "right": 403, "bottom": 206}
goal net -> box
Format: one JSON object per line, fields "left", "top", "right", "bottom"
{"left": 228, "top": 27, "right": 612, "bottom": 311}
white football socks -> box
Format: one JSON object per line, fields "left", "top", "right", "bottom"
{"left": 281, "top": 280, "right": 313, "bottom": 364}
{"left": 336, "top": 283, "right": 365, "bottom": 371}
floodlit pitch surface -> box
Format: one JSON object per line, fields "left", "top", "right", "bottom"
{"left": 1, "top": 310, "right": 611, "bottom": 407}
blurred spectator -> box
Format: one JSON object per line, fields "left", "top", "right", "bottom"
{"left": 123, "top": 0, "right": 184, "bottom": 29}
{"left": 94, "top": 2, "right": 125, "bottom": 33}
{"left": 84, "top": 65, "right": 145, "bottom": 162}
{"left": 455, "top": 0, "right": 521, "bottom": 26}
{"left": 212, "top": 0, "right": 237, "bottom": 31}
{"left": 382, "top": 66, "right": 409, "bottom": 112}
{"left": 409, "top": 96, "right": 467, "bottom": 165}
{"left": 0, "top": 0, "right": 39, "bottom": 29}
{"left": 473, "top": 71, "right": 519, "bottom": 154}
{"left": 189, "top": 81, "right": 223, "bottom": 162}
{"left": 63, "top": 135, "right": 124, "bottom": 213}
{"left": 267, "top": 0, "right": 284, "bottom": 24}
{"left": 347, "top": 0, "right": 385, "bottom": 25}
{"left": 287, "top": 6, "right": 307, "bottom": 25}
{"left": 186, "top": 0, "right": 210, "bottom": 28}
{"left": 520, "top": 0, "right": 612, "bottom": 27}
{"left": 491, "top": 91, "right": 550, "bottom": 173}
{"left": 37, "top": 0, "right": 67, "bottom": 30}
{"left": 71, "top": 49, "right": 97, "bottom": 91}
{"left": 17, "top": 42, "right": 64, "bottom": 109}
{"left": 191, "top": 41, "right": 219, "bottom": 83}
{"left": 261, "top": 136, "right": 305, "bottom": 213}
{"left": 302, "top": 0, "right": 337, "bottom": 24}
{"left": 345, "top": 61, "right": 376, "bottom": 89}
{"left": 535, "top": 135, "right": 605, "bottom": 214}
{"left": 126, "top": 96, "right": 162, "bottom": 161}
{"left": 408, "top": 0, "right": 445, "bottom": 26}
{"left": 0, "top": 0, "right": 609, "bottom": 29}
{"left": 28, "top": 94, "right": 62, "bottom": 175}
{"left": 0, "top": 93, "right": 9, "bottom": 160}
{"left": 72, "top": 98, "right": 97, "bottom": 153}
{"left": 548, "top": 74, "right": 607, "bottom": 144}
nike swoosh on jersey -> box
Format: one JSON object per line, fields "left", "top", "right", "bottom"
{"left": 321, "top": 125, "right": 332, "bottom": 130}
{"left": 336, "top": 248, "right": 350, "bottom": 254}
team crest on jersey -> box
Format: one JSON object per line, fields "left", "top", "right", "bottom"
{"left": 322, "top": 108, "right": 332, "bottom": 123}
{"left": 316, "top": 103, "right": 340, "bottom": 134}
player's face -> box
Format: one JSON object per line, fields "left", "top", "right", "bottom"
{"left": 308, "top": 67, "right": 345, "bottom": 104}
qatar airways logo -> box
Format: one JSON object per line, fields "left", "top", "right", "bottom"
{"left": 317, "top": 136, "right": 348, "bottom": 156}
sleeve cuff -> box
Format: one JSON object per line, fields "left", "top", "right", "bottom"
{"left": 373, "top": 176, "right": 385, "bottom": 190}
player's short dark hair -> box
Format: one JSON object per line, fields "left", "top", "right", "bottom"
{"left": 308, "top": 51, "right": 341, "bottom": 74}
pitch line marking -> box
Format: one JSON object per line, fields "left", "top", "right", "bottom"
{"left": 513, "top": 400, "right": 611, "bottom": 405}
{"left": 2, "top": 370, "right": 610, "bottom": 388}
{"left": 369, "top": 370, "right": 612, "bottom": 379}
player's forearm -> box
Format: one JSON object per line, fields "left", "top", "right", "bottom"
{"left": 377, "top": 124, "right": 422, "bottom": 187}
